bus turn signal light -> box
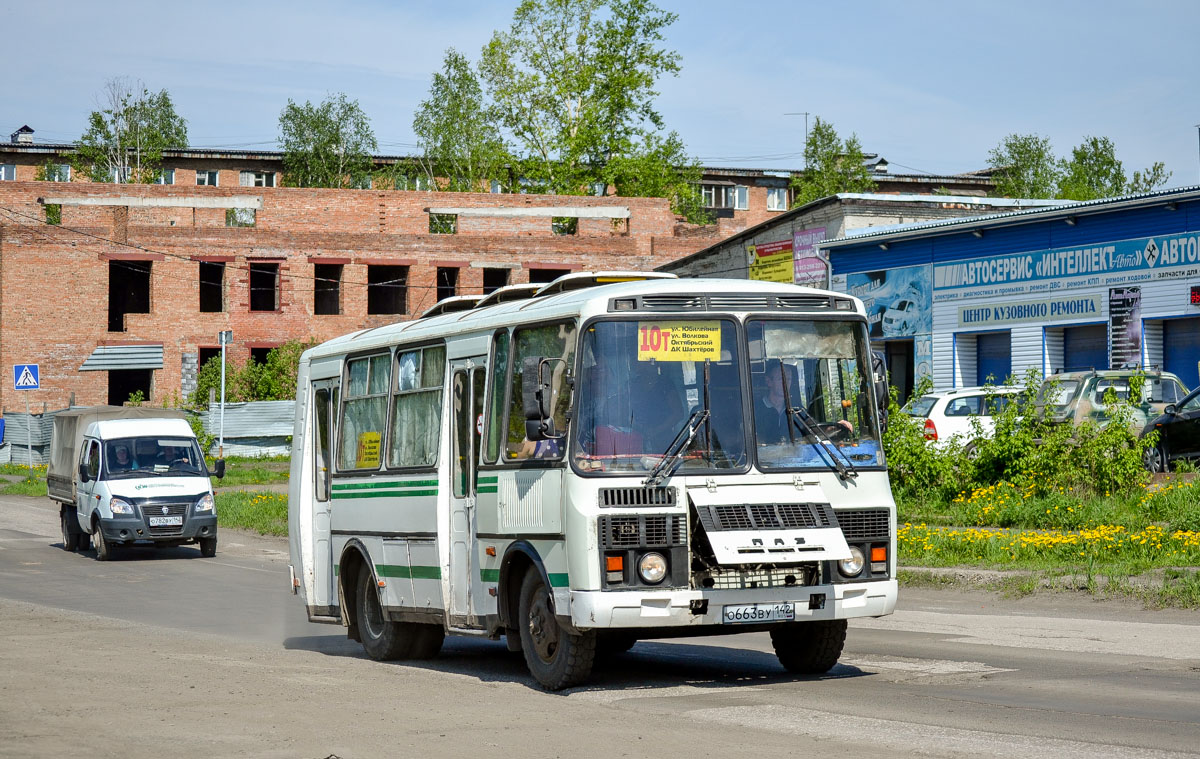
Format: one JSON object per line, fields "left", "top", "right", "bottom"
{"left": 871, "top": 546, "right": 887, "bottom": 562}
{"left": 606, "top": 556, "right": 624, "bottom": 572}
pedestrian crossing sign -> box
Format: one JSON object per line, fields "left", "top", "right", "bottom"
{"left": 14, "top": 364, "right": 39, "bottom": 390}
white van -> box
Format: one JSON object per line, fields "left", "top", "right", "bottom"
{"left": 49, "top": 408, "right": 224, "bottom": 560}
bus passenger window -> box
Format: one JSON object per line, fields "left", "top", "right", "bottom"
{"left": 388, "top": 345, "right": 445, "bottom": 468}
{"left": 483, "top": 330, "right": 510, "bottom": 464}
{"left": 506, "top": 322, "right": 576, "bottom": 461}
{"left": 339, "top": 353, "right": 390, "bottom": 470}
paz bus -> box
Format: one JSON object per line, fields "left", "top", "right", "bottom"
{"left": 287, "top": 272, "right": 897, "bottom": 689}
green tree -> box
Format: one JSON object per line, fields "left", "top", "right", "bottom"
{"left": 74, "top": 77, "right": 188, "bottom": 184}
{"left": 789, "top": 117, "right": 876, "bottom": 207}
{"left": 477, "top": 0, "right": 705, "bottom": 219}
{"left": 987, "top": 133, "right": 1060, "bottom": 198}
{"left": 1128, "top": 161, "right": 1172, "bottom": 193}
{"left": 1057, "top": 136, "right": 1126, "bottom": 201}
{"left": 413, "top": 49, "right": 510, "bottom": 192}
{"left": 602, "top": 131, "right": 710, "bottom": 223}
{"left": 278, "top": 93, "right": 377, "bottom": 188}
{"left": 188, "top": 340, "right": 315, "bottom": 409}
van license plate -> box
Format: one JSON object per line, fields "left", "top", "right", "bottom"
{"left": 722, "top": 602, "right": 795, "bottom": 624}
{"left": 149, "top": 516, "right": 182, "bottom": 527}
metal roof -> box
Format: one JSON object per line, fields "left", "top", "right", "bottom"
{"left": 80, "top": 345, "right": 164, "bottom": 371}
{"left": 820, "top": 185, "right": 1200, "bottom": 248}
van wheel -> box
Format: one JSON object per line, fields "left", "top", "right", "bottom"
{"left": 61, "top": 508, "right": 79, "bottom": 552}
{"left": 355, "top": 570, "right": 423, "bottom": 660}
{"left": 199, "top": 537, "right": 217, "bottom": 558}
{"left": 518, "top": 569, "right": 595, "bottom": 690}
{"left": 93, "top": 523, "right": 114, "bottom": 562}
{"left": 770, "top": 619, "right": 847, "bottom": 675}
{"left": 77, "top": 532, "right": 91, "bottom": 552}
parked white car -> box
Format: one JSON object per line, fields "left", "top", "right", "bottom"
{"left": 902, "top": 386, "right": 1021, "bottom": 456}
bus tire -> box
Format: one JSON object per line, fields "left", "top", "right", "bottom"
{"left": 770, "top": 619, "right": 847, "bottom": 675}
{"left": 61, "top": 508, "right": 79, "bottom": 552}
{"left": 518, "top": 569, "right": 595, "bottom": 690}
{"left": 410, "top": 625, "right": 445, "bottom": 660}
{"left": 355, "top": 570, "right": 416, "bottom": 661}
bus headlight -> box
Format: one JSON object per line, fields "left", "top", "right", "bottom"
{"left": 838, "top": 546, "right": 865, "bottom": 578}
{"left": 195, "top": 493, "right": 214, "bottom": 513}
{"left": 638, "top": 552, "right": 667, "bottom": 584}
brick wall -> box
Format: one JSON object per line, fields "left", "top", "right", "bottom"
{"left": 0, "top": 181, "right": 720, "bottom": 409}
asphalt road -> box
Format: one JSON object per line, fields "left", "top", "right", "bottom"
{"left": 1, "top": 491, "right": 1198, "bottom": 759}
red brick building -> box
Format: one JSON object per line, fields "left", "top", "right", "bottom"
{"left": 0, "top": 181, "right": 716, "bottom": 410}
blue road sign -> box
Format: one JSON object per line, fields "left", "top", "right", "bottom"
{"left": 14, "top": 364, "right": 39, "bottom": 390}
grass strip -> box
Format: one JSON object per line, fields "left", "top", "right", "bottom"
{"left": 216, "top": 491, "right": 288, "bottom": 536}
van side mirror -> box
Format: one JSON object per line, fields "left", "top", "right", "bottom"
{"left": 213, "top": 458, "right": 226, "bottom": 479}
{"left": 78, "top": 463, "right": 90, "bottom": 484}
{"left": 522, "top": 356, "right": 566, "bottom": 441}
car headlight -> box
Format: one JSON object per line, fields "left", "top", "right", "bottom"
{"left": 638, "top": 552, "right": 667, "bottom": 584}
{"left": 838, "top": 546, "right": 865, "bottom": 577}
{"left": 110, "top": 497, "right": 135, "bottom": 515}
{"left": 195, "top": 493, "right": 215, "bottom": 513}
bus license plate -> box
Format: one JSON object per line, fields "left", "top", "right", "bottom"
{"left": 149, "top": 516, "right": 182, "bottom": 527}
{"left": 722, "top": 602, "right": 795, "bottom": 624}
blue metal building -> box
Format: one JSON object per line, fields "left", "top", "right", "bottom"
{"left": 820, "top": 187, "right": 1200, "bottom": 397}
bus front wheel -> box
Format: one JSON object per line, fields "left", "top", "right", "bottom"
{"left": 518, "top": 569, "right": 595, "bottom": 690}
{"left": 770, "top": 619, "right": 847, "bottom": 674}
{"left": 355, "top": 570, "right": 443, "bottom": 660}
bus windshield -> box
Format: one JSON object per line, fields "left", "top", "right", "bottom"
{"left": 573, "top": 319, "right": 748, "bottom": 474}
{"left": 747, "top": 319, "right": 883, "bottom": 470}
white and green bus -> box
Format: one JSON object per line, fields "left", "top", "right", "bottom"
{"left": 288, "top": 272, "right": 897, "bottom": 689}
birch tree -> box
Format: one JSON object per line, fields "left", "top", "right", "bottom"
{"left": 75, "top": 77, "right": 188, "bottom": 183}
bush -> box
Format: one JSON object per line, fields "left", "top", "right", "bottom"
{"left": 188, "top": 339, "right": 314, "bottom": 409}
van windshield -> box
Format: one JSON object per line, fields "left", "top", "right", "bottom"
{"left": 104, "top": 437, "right": 206, "bottom": 478}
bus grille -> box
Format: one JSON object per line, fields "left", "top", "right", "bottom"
{"left": 699, "top": 564, "right": 819, "bottom": 590}
{"left": 624, "top": 294, "right": 851, "bottom": 313}
{"left": 599, "top": 515, "right": 686, "bottom": 548}
{"left": 598, "top": 487, "right": 676, "bottom": 508}
{"left": 696, "top": 503, "right": 836, "bottom": 532}
{"left": 836, "top": 509, "right": 890, "bottom": 542}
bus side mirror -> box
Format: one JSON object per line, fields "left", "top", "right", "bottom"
{"left": 871, "top": 350, "right": 889, "bottom": 429}
{"left": 78, "top": 463, "right": 90, "bottom": 484}
{"left": 213, "top": 458, "right": 226, "bottom": 479}
{"left": 522, "top": 356, "right": 565, "bottom": 441}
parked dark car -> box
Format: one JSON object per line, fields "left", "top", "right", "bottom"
{"left": 1141, "top": 386, "right": 1200, "bottom": 472}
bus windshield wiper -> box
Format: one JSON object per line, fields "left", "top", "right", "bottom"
{"left": 778, "top": 363, "right": 858, "bottom": 482}
{"left": 643, "top": 408, "right": 709, "bottom": 488}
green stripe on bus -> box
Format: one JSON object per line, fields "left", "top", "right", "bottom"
{"left": 333, "top": 479, "right": 438, "bottom": 491}
{"left": 375, "top": 564, "right": 442, "bottom": 580}
{"left": 332, "top": 489, "right": 438, "bottom": 499}
{"left": 477, "top": 475, "right": 498, "bottom": 484}
{"left": 476, "top": 486, "right": 498, "bottom": 494}
{"left": 548, "top": 573, "right": 569, "bottom": 587}
{"left": 480, "top": 568, "right": 500, "bottom": 582}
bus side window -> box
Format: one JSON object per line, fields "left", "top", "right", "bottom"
{"left": 388, "top": 345, "right": 445, "bottom": 469}
{"left": 339, "top": 353, "right": 391, "bottom": 471}
{"left": 483, "top": 330, "right": 510, "bottom": 464}
{"left": 506, "top": 322, "right": 577, "bottom": 461}
{"left": 313, "top": 387, "right": 331, "bottom": 502}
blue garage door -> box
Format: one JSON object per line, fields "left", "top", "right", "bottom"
{"left": 1063, "top": 324, "right": 1108, "bottom": 372}
{"left": 976, "top": 331, "right": 1011, "bottom": 385}
{"left": 1163, "top": 317, "right": 1200, "bottom": 391}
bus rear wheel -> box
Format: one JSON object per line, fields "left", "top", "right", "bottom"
{"left": 770, "top": 619, "right": 847, "bottom": 675}
{"left": 355, "top": 570, "right": 442, "bottom": 661}
{"left": 518, "top": 569, "right": 595, "bottom": 690}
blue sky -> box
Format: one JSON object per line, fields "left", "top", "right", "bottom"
{"left": 4, "top": 0, "right": 1199, "bottom": 183}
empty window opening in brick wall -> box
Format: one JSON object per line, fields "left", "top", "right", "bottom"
{"left": 529, "top": 268, "right": 570, "bottom": 284}
{"left": 249, "top": 347, "right": 273, "bottom": 365}
{"left": 367, "top": 265, "right": 408, "bottom": 315}
{"left": 108, "top": 369, "right": 152, "bottom": 406}
{"left": 437, "top": 267, "right": 459, "bottom": 301}
{"left": 108, "top": 260, "right": 152, "bottom": 332}
{"left": 483, "top": 267, "right": 510, "bottom": 295}
{"left": 429, "top": 213, "right": 457, "bottom": 234}
{"left": 249, "top": 262, "right": 280, "bottom": 312}
{"left": 552, "top": 217, "right": 578, "bottom": 235}
{"left": 199, "top": 262, "right": 225, "bottom": 312}
{"left": 314, "top": 264, "right": 343, "bottom": 315}
{"left": 198, "top": 347, "right": 220, "bottom": 373}
{"left": 226, "top": 207, "right": 256, "bottom": 227}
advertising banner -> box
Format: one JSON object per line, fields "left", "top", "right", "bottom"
{"left": 792, "top": 227, "right": 828, "bottom": 286}
{"left": 747, "top": 239, "right": 794, "bottom": 283}
{"left": 957, "top": 294, "right": 1104, "bottom": 328}
{"left": 846, "top": 265, "right": 932, "bottom": 339}
{"left": 932, "top": 231, "right": 1200, "bottom": 302}
{"left": 1109, "top": 286, "right": 1142, "bottom": 369}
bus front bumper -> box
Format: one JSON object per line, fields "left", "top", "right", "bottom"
{"left": 568, "top": 579, "right": 897, "bottom": 629}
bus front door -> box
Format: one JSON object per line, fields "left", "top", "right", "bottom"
{"left": 448, "top": 359, "right": 485, "bottom": 628}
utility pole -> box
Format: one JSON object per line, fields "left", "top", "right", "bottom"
{"left": 218, "top": 330, "right": 232, "bottom": 459}
{"left": 785, "top": 112, "right": 811, "bottom": 168}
